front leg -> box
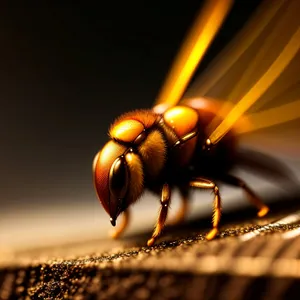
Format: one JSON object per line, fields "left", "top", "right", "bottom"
{"left": 147, "top": 183, "right": 171, "bottom": 246}
{"left": 190, "top": 178, "right": 222, "bottom": 240}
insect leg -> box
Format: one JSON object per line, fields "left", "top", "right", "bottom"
{"left": 189, "top": 178, "right": 221, "bottom": 240}
{"left": 147, "top": 183, "right": 171, "bottom": 246}
{"left": 221, "top": 174, "right": 269, "bottom": 217}
{"left": 168, "top": 187, "right": 189, "bottom": 226}
{"left": 172, "top": 130, "right": 198, "bottom": 148}
{"left": 110, "top": 209, "right": 130, "bottom": 239}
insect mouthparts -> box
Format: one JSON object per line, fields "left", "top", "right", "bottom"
{"left": 110, "top": 218, "right": 116, "bottom": 226}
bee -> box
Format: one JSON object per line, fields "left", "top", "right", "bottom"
{"left": 93, "top": 0, "right": 300, "bottom": 246}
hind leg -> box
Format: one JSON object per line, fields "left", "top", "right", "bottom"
{"left": 221, "top": 174, "right": 269, "bottom": 217}
{"left": 190, "top": 178, "right": 222, "bottom": 240}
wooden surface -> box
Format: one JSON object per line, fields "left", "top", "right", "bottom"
{"left": 1, "top": 194, "right": 300, "bottom": 300}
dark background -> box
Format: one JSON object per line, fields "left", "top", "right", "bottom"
{"left": 0, "top": 1, "right": 271, "bottom": 250}
{"left": 0, "top": 0, "right": 261, "bottom": 210}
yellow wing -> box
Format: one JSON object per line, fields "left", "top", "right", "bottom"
{"left": 153, "top": 0, "right": 234, "bottom": 113}
{"left": 183, "top": 0, "right": 300, "bottom": 145}
{"left": 153, "top": 0, "right": 300, "bottom": 149}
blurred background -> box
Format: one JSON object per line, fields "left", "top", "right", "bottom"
{"left": 1, "top": 0, "right": 299, "bottom": 253}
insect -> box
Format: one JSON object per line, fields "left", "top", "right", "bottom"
{"left": 93, "top": 0, "right": 300, "bottom": 246}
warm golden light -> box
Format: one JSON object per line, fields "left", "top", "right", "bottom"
{"left": 184, "top": 0, "right": 300, "bottom": 140}
{"left": 238, "top": 99, "right": 300, "bottom": 134}
{"left": 209, "top": 28, "right": 300, "bottom": 144}
{"left": 185, "top": 0, "right": 284, "bottom": 98}
{"left": 155, "top": 0, "right": 233, "bottom": 108}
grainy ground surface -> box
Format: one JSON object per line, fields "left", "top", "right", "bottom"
{"left": 1, "top": 196, "right": 300, "bottom": 300}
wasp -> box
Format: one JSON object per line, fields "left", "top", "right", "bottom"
{"left": 93, "top": 0, "right": 300, "bottom": 246}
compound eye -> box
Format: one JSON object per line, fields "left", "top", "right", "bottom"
{"left": 109, "top": 156, "right": 129, "bottom": 200}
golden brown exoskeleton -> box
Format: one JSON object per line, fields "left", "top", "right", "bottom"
{"left": 93, "top": 98, "right": 269, "bottom": 246}
{"left": 93, "top": 0, "right": 300, "bottom": 246}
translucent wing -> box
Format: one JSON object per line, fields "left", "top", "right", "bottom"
{"left": 183, "top": 0, "right": 300, "bottom": 145}
{"left": 153, "top": 0, "right": 234, "bottom": 113}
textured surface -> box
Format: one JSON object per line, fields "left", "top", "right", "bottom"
{"left": 1, "top": 195, "right": 300, "bottom": 300}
